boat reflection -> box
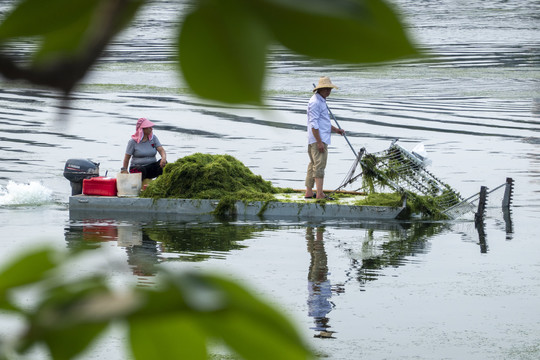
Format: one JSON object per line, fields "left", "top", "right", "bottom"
{"left": 65, "top": 218, "right": 451, "bottom": 338}
{"left": 65, "top": 219, "right": 268, "bottom": 276}
{"left": 303, "top": 221, "right": 448, "bottom": 338}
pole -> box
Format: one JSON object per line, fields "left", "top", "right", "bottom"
{"left": 313, "top": 83, "right": 357, "bottom": 158}
{"left": 327, "top": 104, "right": 358, "bottom": 159}
{"left": 502, "top": 177, "right": 514, "bottom": 208}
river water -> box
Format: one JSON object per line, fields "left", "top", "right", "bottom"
{"left": 1, "top": 0, "right": 539, "bottom": 359}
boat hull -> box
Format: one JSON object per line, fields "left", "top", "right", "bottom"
{"left": 69, "top": 195, "right": 406, "bottom": 221}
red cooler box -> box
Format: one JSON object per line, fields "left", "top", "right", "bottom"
{"left": 83, "top": 177, "right": 117, "bottom": 196}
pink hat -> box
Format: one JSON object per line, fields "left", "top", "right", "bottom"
{"left": 131, "top": 117, "right": 155, "bottom": 143}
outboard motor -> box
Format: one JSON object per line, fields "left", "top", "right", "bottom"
{"left": 63, "top": 159, "right": 100, "bottom": 195}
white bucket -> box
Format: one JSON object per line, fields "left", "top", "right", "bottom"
{"left": 116, "top": 173, "right": 142, "bottom": 197}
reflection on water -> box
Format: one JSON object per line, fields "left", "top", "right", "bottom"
{"left": 502, "top": 208, "right": 514, "bottom": 240}
{"left": 453, "top": 202, "right": 515, "bottom": 253}
{"left": 347, "top": 222, "right": 449, "bottom": 286}
{"left": 306, "top": 227, "right": 335, "bottom": 338}
{"left": 65, "top": 217, "right": 459, "bottom": 339}
{"left": 65, "top": 220, "right": 268, "bottom": 276}
{"left": 125, "top": 234, "right": 159, "bottom": 277}
{"left": 145, "top": 224, "right": 257, "bottom": 261}
{"left": 475, "top": 206, "right": 515, "bottom": 253}
{"left": 65, "top": 220, "right": 119, "bottom": 250}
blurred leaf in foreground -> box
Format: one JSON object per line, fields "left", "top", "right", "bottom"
{"left": 0, "top": 248, "right": 313, "bottom": 359}
{"left": 0, "top": 0, "right": 146, "bottom": 93}
{"left": 178, "top": 0, "right": 418, "bottom": 104}
{"left": 0, "top": 0, "right": 417, "bottom": 104}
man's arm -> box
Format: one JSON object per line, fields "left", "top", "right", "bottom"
{"left": 331, "top": 125, "right": 345, "bottom": 136}
{"left": 312, "top": 128, "right": 325, "bottom": 153}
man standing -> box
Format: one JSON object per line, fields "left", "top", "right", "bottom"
{"left": 305, "top": 76, "right": 345, "bottom": 200}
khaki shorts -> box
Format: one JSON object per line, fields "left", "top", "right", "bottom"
{"left": 305, "top": 143, "right": 328, "bottom": 188}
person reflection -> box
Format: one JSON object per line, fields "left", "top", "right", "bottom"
{"left": 306, "top": 226, "right": 335, "bottom": 338}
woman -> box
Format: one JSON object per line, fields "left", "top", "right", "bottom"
{"left": 121, "top": 117, "right": 167, "bottom": 179}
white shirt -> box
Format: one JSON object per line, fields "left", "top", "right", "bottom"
{"left": 307, "top": 93, "right": 332, "bottom": 145}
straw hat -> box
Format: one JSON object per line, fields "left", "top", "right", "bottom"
{"left": 313, "top": 76, "right": 339, "bottom": 92}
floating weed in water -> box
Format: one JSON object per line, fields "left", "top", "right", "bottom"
{"left": 80, "top": 83, "right": 186, "bottom": 94}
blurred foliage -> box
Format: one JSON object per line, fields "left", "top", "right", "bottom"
{"left": 0, "top": 1, "right": 417, "bottom": 358}
{"left": 0, "top": 0, "right": 145, "bottom": 93}
{"left": 0, "top": 247, "right": 313, "bottom": 359}
{"left": 0, "top": 0, "right": 417, "bottom": 103}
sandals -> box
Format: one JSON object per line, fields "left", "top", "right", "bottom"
{"left": 305, "top": 194, "right": 335, "bottom": 200}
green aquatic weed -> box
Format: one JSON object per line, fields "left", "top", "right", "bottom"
{"left": 141, "top": 153, "right": 277, "bottom": 200}
{"left": 140, "top": 153, "right": 279, "bottom": 217}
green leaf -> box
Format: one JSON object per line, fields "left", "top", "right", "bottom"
{"left": 43, "top": 322, "right": 109, "bottom": 360}
{"left": 19, "top": 278, "right": 114, "bottom": 357}
{"left": 187, "top": 274, "right": 312, "bottom": 360}
{"left": 178, "top": 0, "right": 416, "bottom": 104}
{"left": 0, "top": 248, "right": 58, "bottom": 293}
{"left": 202, "top": 312, "right": 310, "bottom": 360}
{"left": 33, "top": 8, "right": 96, "bottom": 63}
{"left": 0, "top": 294, "right": 22, "bottom": 312}
{"left": 253, "top": 0, "right": 417, "bottom": 63}
{"left": 127, "top": 272, "right": 311, "bottom": 359}
{"left": 129, "top": 315, "right": 207, "bottom": 360}
{"left": 178, "top": 0, "right": 269, "bottom": 104}
{"left": 0, "top": 0, "right": 100, "bottom": 39}
{"left": 202, "top": 275, "right": 305, "bottom": 342}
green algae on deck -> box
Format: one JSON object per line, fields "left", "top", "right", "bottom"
{"left": 140, "top": 153, "right": 278, "bottom": 216}
{"left": 354, "top": 192, "right": 451, "bottom": 219}
{"left": 359, "top": 151, "right": 460, "bottom": 219}
{"left": 139, "top": 153, "right": 450, "bottom": 219}
{"left": 141, "top": 153, "right": 278, "bottom": 199}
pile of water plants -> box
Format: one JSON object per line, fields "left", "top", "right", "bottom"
{"left": 140, "top": 153, "right": 279, "bottom": 214}
{"left": 139, "top": 152, "right": 456, "bottom": 219}
{"left": 353, "top": 192, "right": 450, "bottom": 219}
{"left": 359, "top": 152, "right": 461, "bottom": 219}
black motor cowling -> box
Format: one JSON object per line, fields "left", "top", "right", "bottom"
{"left": 63, "top": 159, "right": 100, "bottom": 195}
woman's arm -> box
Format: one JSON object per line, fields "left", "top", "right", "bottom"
{"left": 156, "top": 146, "right": 167, "bottom": 167}
{"left": 121, "top": 154, "right": 131, "bottom": 173}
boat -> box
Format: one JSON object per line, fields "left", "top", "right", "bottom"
{"left": 68, "top": 194, "right": 407, "bottom": 222}
{"left": 64, "top": 146, "right": 514, "bottom": 222}
{"left": 64, "top": 158, "right": 408, "bottom": 221}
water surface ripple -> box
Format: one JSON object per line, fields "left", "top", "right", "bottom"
{"left": 0, "top": 1, "right": 539, "bottom": 359}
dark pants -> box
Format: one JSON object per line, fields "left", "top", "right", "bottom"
{"left": 130, "top": 160, "right": 163, "bottom": 180}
